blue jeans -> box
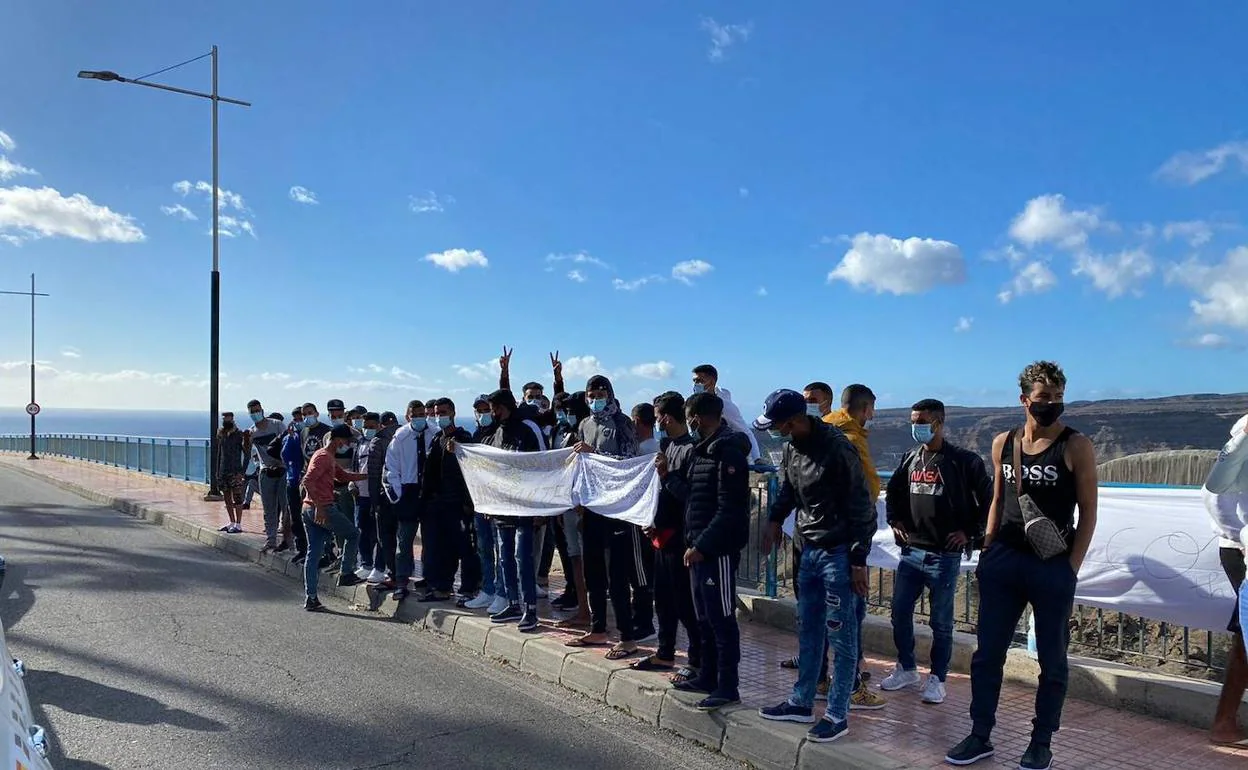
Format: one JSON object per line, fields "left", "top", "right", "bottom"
{"left": 302, "top": 504, "right": 359, "bottom": 599}
{"left": 790, "top": 545, "right": 858, "bottom": 721}
{"left": 476, "top": 514, "right": 504, "bottom": 596}
{"left": 355, "top": 496, "right": 376, "bottom": 571}
{"left": 891, "top": 546, "right": 961, "bottom": 680}
{"left": 498, "top": 520, "right": 536, "bottom": 609}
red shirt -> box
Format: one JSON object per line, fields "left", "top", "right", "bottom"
{"left": 302, "top": 447, "right": 351, "bottom": 507}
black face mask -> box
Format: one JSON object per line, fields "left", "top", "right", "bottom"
{"left": 1028, "top": 401, "right": 1064, "bottom": 427}
{"left": 222, "top": 420, "right": 235, "bottom": 431}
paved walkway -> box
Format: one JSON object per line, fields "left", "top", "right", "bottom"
{"left": 4, "top": 454, "right": 1247, "bottom": 769}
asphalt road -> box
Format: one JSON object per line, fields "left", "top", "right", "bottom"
{"left": 0, "top": 466, "right": 741, "bottom": 770}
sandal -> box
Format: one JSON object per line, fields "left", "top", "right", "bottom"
{"left": 605, "top": 644, "right": 638, "bottom": 661}
{"left": 417, "top": 590, "right": 451, "bottom": 603}
{"left": 564, "top": 636, "right": 609, "bottom": 648}
{"left": 670, "top": 666, "right": 699, "bottom": 685}
{"left": 629, "top": 655, "right": 675, "bottom": 672}
{"left": 779, "top": 655, "right": 799, "bottom": 670}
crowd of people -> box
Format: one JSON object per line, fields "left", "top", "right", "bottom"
{"left": 213, "top": 354, "right": 1118, "bottom": 769}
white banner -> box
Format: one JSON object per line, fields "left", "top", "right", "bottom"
{"left": 784, "top": 486, "right": 1236, "bottom": 632}
{"left": 455, "top": 444, "right": 660, "bottom": 528}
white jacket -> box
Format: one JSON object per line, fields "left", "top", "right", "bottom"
{"left": 383, "top": 423, "right": 426, "bottom": 502}
{"left": 1204, "top": 413, "right": 1248, "bottom": 550}
{"left": 717, "top": 386, "right": 762, "bottom": 463}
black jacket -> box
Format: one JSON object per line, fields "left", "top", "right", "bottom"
{"left": 423, "top": 427, "right": 475, "bottom": 516}
{"left": 655, "top": 434, "right": 696, "bottom": 547}
{"left": 684, "top": 425, "right": 751, "bottom": 557}
{"left": 885, "top": 441, "right": 992, "bottom": 552}
{"left": 366, "top": 424, "right": 399, "bottom": 501}
{"left": 768, "top": 417, "right": 876, "bottom": 566}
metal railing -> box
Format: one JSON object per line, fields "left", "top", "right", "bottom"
{"left": 0, "top": 433, "right": 211, "bottom": 484}
{"left": 743, "top": 467, "right": 1229, "bottom": 679}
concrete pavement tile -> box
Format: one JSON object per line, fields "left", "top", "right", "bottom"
{"left": 561, "top": 650, "right": 627, "bottom": 699}
{"left": 721, "top": 707, "right": 805, "bottom": 770}
{"left": 605, "top": 669, "right": 667, "bottom": 726}
{"left": 658, "top": 690, "right": 728, "bottom": 751}
{"left": 484, "top": 625, "right": 529, "bottom": 667}
{"left": 796, "top": 739, "right": 911, "bottom": 770}
{"left": 520, "top": 638, "right": 576, "bottom": 684}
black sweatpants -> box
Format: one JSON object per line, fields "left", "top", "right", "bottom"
{"left": 421, "top": 503, "right": 459, "bottom": 593}
{"left": 583, "top": 512, "right": 655, "bottom": 639}
{"left": 691, "top": 552, "right": 741, "bottom": 700}
{"left": 655, "top": 543, "right": 702, "bottom": 667}
{"left": 455, "top": 513, "right": 482, "bottom": 595}
{"left": 551, "top": 513, "right": 577, "bottom": 595}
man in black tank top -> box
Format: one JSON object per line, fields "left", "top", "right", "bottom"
{"left": 946, "top": 361, "right": 1099, "bottom": 770}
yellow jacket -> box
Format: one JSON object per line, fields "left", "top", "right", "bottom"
{"left": 824, "top": 409, "right": 881, "bottom": 503}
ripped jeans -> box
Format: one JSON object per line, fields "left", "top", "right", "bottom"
{"left": 789, "top": 544, "right": 859, "bottom": 722}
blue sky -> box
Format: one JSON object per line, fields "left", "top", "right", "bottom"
{"left": 1, "top": 1, "right": 1246, "bottom": 416}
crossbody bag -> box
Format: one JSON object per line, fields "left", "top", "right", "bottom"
{"left": 1011, "top": 428, "right": 1069, "bottom": 560}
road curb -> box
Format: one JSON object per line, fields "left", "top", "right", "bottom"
{"left": 1, "top": 459, "right": 914, "bottom": 768}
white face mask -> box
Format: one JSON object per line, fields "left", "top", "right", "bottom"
{"left": 806, "top": 404, "right": 822, "bottom": 418}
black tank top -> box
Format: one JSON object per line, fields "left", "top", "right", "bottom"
{"left": 998, "top": 427, "right": 1079, "bottom": 552}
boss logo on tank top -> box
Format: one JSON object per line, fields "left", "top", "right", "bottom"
{"left": 1002, "top": 462, "right": 1061, "bottom": 486}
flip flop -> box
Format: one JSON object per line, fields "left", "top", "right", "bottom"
{"left": 629, "top": 655, "right": 675, "bottom": 672}
{"left": 564, "top": 636, "right": 610, "bottom": 648}
{"left": 670, "top": 666, "right": 699, "bottom": 685}
{"left": 779, "top": 656, "right": 799, "bottom": 670}
{"left": 605, "top": 645, "right": 638, "bottom": 661}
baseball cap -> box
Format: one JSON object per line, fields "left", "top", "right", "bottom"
{"left": 380, "top": 411, "right": 398, "bottom": 425}
{"left": 473, "top": 393, "right": 490, "bottom": 407}
{"left": 326, "top": 398, "right": 345, "bottom": 411}
{"left": 752, "top": 389, "right": 806, "bottom": 431}
{"left": 352, "top": 404, "right": 367, "bottom": 415}
{"left": 363, "top": 411, "right": 380, "bottom": 422}
{"left": 329, "top": 424, "right": 354, "bottom": 440}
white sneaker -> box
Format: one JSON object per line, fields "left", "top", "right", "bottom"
{"left": 366, "top": 568, "right": 387, "bottom": 583}
{"left": 354, "top": 567, "right": 371, "bottom": 580}
{"left": 487, "top": 595, "right": 510, "bottom": 615}
{"left": 880, "top": 665, "right": 922, "bottom": 691}
{"left": 921, "top": 675, "right": 946, "bottom": 704}
{"left": 464, "top": 592, "right": 494, "bottom": 610}
{"left": 535, "top": 585, "right": 548, "bottom": 599}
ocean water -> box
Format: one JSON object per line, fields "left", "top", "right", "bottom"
{"left": 0, "top": 408, "right": 207, "bottom": 439}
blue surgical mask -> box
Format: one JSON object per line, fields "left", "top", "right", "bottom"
{"left": 331, "top": 418, "right": 344, "bottom": 427}
{"left": 589, "top": 398, "right": 608, "bottom": 414}
{"left": 768, "top": 429, "right": 787, "bottom": 442}
{"left": 692, "top": 383, "right": 706, "bottom": 394}
{"left": 363, "top": 428, "right": 377, "bottom": 440}
{"left": 526, "top": 399, "right": 541, "bottom": 408}
{"left": 912, "top": 423, "right": 934, "bottom": 445}
{"left": 249, "top": 411, "right": 264, "bottom": 424}
{"left": 477, "top": 413, "right": 493, "bottom": 428}
{"left": 352, "top": 418, "right": 364, "bottom": 430}
{"left": 805, "top": 404, "right": 822, "bottom": 418}
{"left": 556, "top": 411, "right": 569, "bottom": 425}
{"left": 656, "top": 429, "right": 667, "bottom": 442}
{"left": 437, "top": 416, "right": 452, "bottom": 429}
{"left": 864, "top": 418, "right": 876, "bottom": 431}
{"left": 303, "top": 416, "right": 318, "bottom": 428}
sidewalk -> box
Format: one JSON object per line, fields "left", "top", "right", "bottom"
{"left": 3, "top": 454, "right": 1247, "bottom": 769}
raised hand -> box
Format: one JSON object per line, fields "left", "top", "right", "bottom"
{"left": 500, "top": 345, "right": 513, "bottom": 372}
{"left": 550, "top": 350, "right": 562, "bottom": 376}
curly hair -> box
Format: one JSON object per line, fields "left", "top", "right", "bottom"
{"left": 1018, "top": 360, "right": 1067, "bottom": 394}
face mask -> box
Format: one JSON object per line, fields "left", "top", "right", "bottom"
{"left": 912, "top": 423, "right": 934, "bottom": 445}
{"left": 688, "top": 421, "right": 701, "bottom": 443}
{"left": 805, "top": 404, "right": 822, "bottom": 418}
{"left": 249, "top": 411, "right": 264, "bottom": 424}
{"left": 410, "top": 417, "right": 423, "bottom": 429}
{"left": 477, "top": 413, "right": 494, "bottom": 428}
{"left": 692, "top": 383, "right": 706, "bottom": 394}
{"left": 768, "top": 429, "right": 786, "bottom": 441}
{"left": 526, "top": 399, "right": 541, "bottom": 408}
{"left": 556, "top": 411, "right": 569, "bottom": 425}
{"left": 363, "top": 428, "right": 377, "bottom": 440}
{"left": 437, "top": 416, "right": 452, "bottom": 430}
{"left": 589, "top": 398, "right": 607, "bottom": 414}
{"left": 303, "top": 416, "right": 318, "bottom": 428}
{"left": 656, "top": 428, "right": 667, "bottom": 442}
{"left": 863, "top": 418, "right": 875, "bottom": 430}
{"left": 331, "top": 418, "right": 344, "bottom": 427}
{"left": 1029, "top": 401, "right": 1064, "bottom": 427}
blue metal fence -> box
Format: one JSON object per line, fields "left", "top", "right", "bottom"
{"left": 0, "top": 433, "right": 211, "bottom": 484}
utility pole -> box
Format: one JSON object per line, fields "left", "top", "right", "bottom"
{"left": 0, "top": 274, "right": 50, "bottom": 459}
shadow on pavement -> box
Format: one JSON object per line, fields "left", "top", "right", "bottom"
{"left": 26, "top": 668, "right": 227, "bottom": 731}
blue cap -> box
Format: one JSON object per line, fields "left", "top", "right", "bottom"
{"left": 752, "top": 389, "right": 806, "bottom": 430}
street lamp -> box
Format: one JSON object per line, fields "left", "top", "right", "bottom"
{"left": 0, "top": 274, "right": 49, "bottom": 460}
{"left": 78, "top": 46, "right": 251, "bottom": 500}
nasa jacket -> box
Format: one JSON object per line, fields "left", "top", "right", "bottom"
{"left": 885, "top": 441, "right": 993, "bottom": 553}
{"left": 684, "top": 424, "right": 751, "bottom": 558}
{"left": 768, "top": 417, "right": 876, "bottom": 566}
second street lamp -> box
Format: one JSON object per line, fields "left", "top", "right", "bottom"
{"left": 78, "top": 46, "right": 251, "bottom": 499}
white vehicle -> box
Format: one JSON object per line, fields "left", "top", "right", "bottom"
{"left": 1, "top": 577, "right": 54, "bottom": 769}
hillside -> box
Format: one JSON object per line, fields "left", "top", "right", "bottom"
{"left": 756, "top": 392, "right": 1248, "bottom": 470}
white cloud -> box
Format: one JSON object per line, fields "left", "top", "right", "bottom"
{"left": 289, "top": 185, "right": 318, "bottom": 205}
{"left": 410, "top": 191, "right": 453, "bottom": 214}
{"left": 954, "top": 317, "right": 973, "bottom": 333}
{"left": 172, "top": 180, "right": 246, "bottom": 211}
{"left": 160, "top": 203, "right": 197, "bottom": 221}
{"left": 561, "top": 355, "right": 604, "bottom": 378}
{"left": 0, "top": 131, "right": 15, "bottom": 152}
{"left": 700, "top": 17, "right": 753, "bottom": 62}
{"left": 672, "top": 259, "right": 714, "bottom": 285}
{"left": 0, "top": 234, "right": 22, "bottom": 247}
{"left": 1008, "top": 194, "right": 1102, "bottom": 249}
{"left": 1162, "top": 220, "right": 1214, "bottom": 247}
{"left": 0, "top": 156, "right": 37, "bottom": 181}
{"left": 424, "top": 248, "right": 488, "bottom": 272}
{"left": 738, "top": 187, "right": 749, "bottom": 198}
{"left": 258, "top": 372, "right": 290, "bottom": 381}
{"left": 828, "top": 232, "right": 965, "bottom": 295}
{"left": 612, "top": 275, "right": 664, "bottom": 291}
{"left": 546, "top": 251, "right": 611, "bottom": 270}
{"left": 1170, "top": 246, "right": 1248, "bottom": 328}
{"left": 0, "top": 186, "right": 145, "bottom": 243}
{"left": 1155, "top": 140, "right": 1248, "bottom": 185}
{"left": 453, "top": 362, "right": 496, "bottom": 381}
{"left": 390, "top": 366, "right": 421, "bottom": 381}
{"left": 756, "top": 286, "right": 768, "bottom": 297}
{"left": 1181, "top": 332, "right": 1236, "bottom": 350}
{"left": 567, "top": 269, "right": 587, "bottom": 283}
{"left": 1072, "top": 249, "right": 1154, "bottom": 298}
{"left": 283, "top": 378, "right": 410, "bottom": 393}
{"left": 998, "top": 261, "right": 1058, "bottom": 303}
{"left": 60, "top": 346, "right": 81, "bottom": 359}
{"left": 629, "top": 361, "right": 674, "bottom": 380}
{"left": 217, "top": 214, "right": 256, "bottom": 239}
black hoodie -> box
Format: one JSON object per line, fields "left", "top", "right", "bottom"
{"left": 683, "top": 424, "right": 751, "bottom": 557}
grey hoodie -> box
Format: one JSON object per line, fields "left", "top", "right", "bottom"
{"left": 577, "top": 375, "right": 638, "bottom": 459}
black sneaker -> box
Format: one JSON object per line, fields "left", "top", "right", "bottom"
{"left": 1019, "top": 742, "right": 1052, "bottom": 770}
{"left": 518, "top": 611, "right": 540, "bottom": 633}
{"left": 807, "top": 717, "right": 848, "bottom": 743}
{"left": 946, "top": 734, "right": 995, "bottom": 766}
{"left": 550, "top": 593, "right": 577, "bottom": 610}
{"left": 337, "top": 574, "right": 363, "bottom": 588}
{"left": 490, "top": 604, "right": 523, "bottom": 623}
{"left": 696, "top": 695, "right": 739, "bottom": 712}
{"left": 672, "top": 678, "right": 714, "bottom": 694}
{"left": 393, "top": 587, "right": 409, "bottom": 601}
{"left": 274, "top": 541, "right": 290, "bottom": 553}
{"left": 303, "top": 597, "right": 325, "bottom": 612}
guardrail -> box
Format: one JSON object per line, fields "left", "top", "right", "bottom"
{"left": 0, "top": 433, "right": 211, "bottom": 484}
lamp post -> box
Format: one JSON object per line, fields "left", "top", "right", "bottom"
{"left": 78, "top": 46, "right": 251, "bottom": 499}
{"left": 0, "top": 274, "right": 49, "bottom": 460}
